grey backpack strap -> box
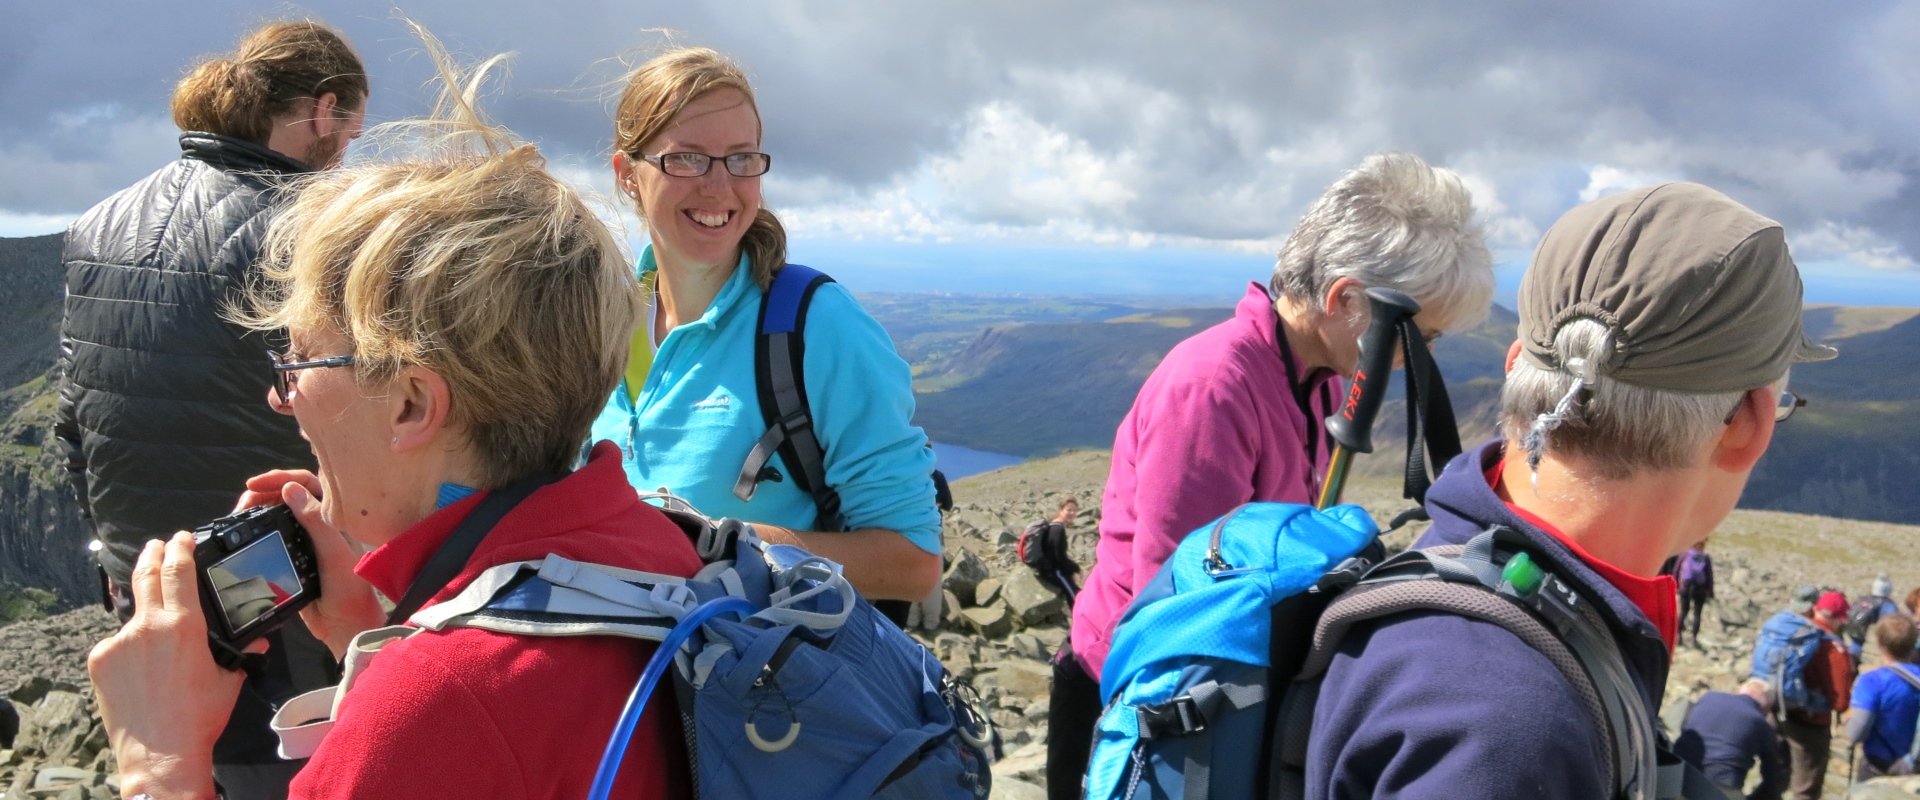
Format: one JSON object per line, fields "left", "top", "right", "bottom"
{"left": 1276, "top": 531, "right": 1632, "bottom": 798}
{"left": 735, "top": 264, "right": 843, "bottom": 531}
{"left": 1273, "top": 528, "right": 1724, "bottom": 800}
{"left": 1282, "top": 572, "right": 1619, "bottom": 794}
{"left": 1890, "top": 665, "right": 1920, "bottom": 767}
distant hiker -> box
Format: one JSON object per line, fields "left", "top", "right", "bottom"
{"left": 1676, "top": 541, "right": 1716, "bottom": 648}
{"left": 88, "top": 44, "right": 700, "bottom": 799}
{"left": 1056, "top": 152, "right": 1495, "bottom": 797}
{"left": 1846, "top": 574, "right": 1902, "bottom": 661}
{"left": 53, "top": 21, "right": 366, "bottom": 800}
{"left": 1674, "top": 680, "right": 1787, "bottom": 800}
{"left": 1300, "top": 182, "right": 1837, "bottom": 797}
{"left": 1054, "top": 497, "right": 1081, "bottom": 527}
{"left": 1761, "top": 589, "right": 1854, "bottom": 799}
{"left": 590, "top": 47, "right": 942, "bottom": 614}
{"left": 1846, "top": 613, "right": 1920, "bottom": 780}
{"left": 1907, "top": 587, "right": 1920, "bottom": 616}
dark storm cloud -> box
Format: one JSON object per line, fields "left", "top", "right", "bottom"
{"left": 2, "top": 0, "right": 1915, "bottom": 264}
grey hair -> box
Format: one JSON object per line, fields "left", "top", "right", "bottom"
{"left": 1270, "top": 152, "right": 1496, "bottom": 332}
{"left": 1499, "top": 318, "right": 1782, "bottom": 481}
{"left": 1738, "top": 679, "right": 1776, "bottom": 709}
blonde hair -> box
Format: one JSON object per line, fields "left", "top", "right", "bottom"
{"left": 234, "top": 25, "right": 641, "bottom": 487}
{"left": 614, "top": 47, "right": 786, "bottom": 288}
{"left": 172, "top": 21, "right": 368, "bottom": 144}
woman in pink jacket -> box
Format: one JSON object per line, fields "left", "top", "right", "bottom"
{"left": 1049, "top": 152, "right": 1496, "bottom": 799}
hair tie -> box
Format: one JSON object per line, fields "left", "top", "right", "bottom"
{"left": 1521, "top": 334, "right": 1610, "bottom": 491}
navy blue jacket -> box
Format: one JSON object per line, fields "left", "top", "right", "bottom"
{"left": 1673, "top": 691, "right": 1783, "bottom": 800}
{"left": 1304, "top": 440, "right": 1672, "bottom": 799}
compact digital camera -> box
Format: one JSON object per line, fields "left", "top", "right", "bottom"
{"left": 191, "top": 504, "right": 322, "bottom": 670}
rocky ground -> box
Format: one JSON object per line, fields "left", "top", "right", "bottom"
{"left": 926, "top": 451, "right": 1920, "bottom": 799}
{"left": 5, "top": 449, "right": 1920, "bottom": 799}
{"left": 0, "top": 607, "right": 118, "bottom": 798}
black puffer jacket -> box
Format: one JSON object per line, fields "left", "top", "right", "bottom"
{"left": 56, "top": 133, "right": 318, "bottom": 585}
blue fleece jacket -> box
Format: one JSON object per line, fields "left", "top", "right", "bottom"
{"left": 1303, "top": 440, "right": 1672, "bottom": 799}
{"left": 589, "top": 252, "right": 941, "bottom": 553}
{"left": 1674, "top": 690, "right": 1784, "bottom": 799}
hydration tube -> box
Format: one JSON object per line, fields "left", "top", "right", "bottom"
{"left": 587, "top": 595, "right": 757, "bottom": 800}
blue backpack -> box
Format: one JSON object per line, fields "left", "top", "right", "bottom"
{"left": 1750, "top": 610, "right": 1836, "bottom": 715}
{"left": 1082, "top": 503, "right": 1727, "bottom": 800}
{"left": 274, "top": 498, "right": 993, "bottom": 800}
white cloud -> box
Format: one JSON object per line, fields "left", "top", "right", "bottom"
{"left": 6, "top": 2, "right": 1920, "bottom": 275}
{"left": 1579, "top": 164, "right": 1681, "bottom": 203}
{"left": 1794, "top": 221, "right": 1917, "bottom": 271}
{"left": 0, "top": 212, "right": 75, "bottom": 238}
{"left": 926, "top": 101, "right": 1137, "bottom": 225}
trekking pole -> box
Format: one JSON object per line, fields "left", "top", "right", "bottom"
{"left": 1315, "top": 288, "right": 1423, "bottom": 510}
{"left": 1844, "top": 742, "right": 1858, "bottom": 799}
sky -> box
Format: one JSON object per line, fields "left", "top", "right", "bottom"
{"left": 5, "top": 1, "right": 1920, "bottom": 306}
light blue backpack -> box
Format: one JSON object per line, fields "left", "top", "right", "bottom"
{"left": 1750, "top": 609, "right": 1837, "bottom": 715}
{"left": 1081, "top": 503, "right": 1731, "bottom": 800}
{"left": 1082, "top": 503, "right": 1377, "bottom": 800}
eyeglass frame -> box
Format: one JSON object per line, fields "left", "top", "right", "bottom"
{"left": 267, "top": 350, "right": 355, "bottom": 406}
{"left": 1723, "top": 390, "right": 1806, "bottom": 425}
{"left": 637, "top": 151, "right": 773, "bottom": 178}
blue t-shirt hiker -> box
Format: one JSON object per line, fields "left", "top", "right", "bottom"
{"left": 1850, "top": 661, "right": 1920, "bottom": 772}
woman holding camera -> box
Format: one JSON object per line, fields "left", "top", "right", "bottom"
{"left": 87, "top": 50, "right": 699, "bottom": 799}
{"left": 590, "top": 48, "right": 942, "bottom": 606}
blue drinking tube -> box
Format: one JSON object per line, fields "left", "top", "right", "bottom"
{"left": 587, "top": 595, "right": 756, "bottom": 800}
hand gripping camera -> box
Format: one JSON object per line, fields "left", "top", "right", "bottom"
{"left": 190, "top": 504, "right": 322, "bottom": 670}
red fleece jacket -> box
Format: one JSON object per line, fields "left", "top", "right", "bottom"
{"left": 290, "top": 442, "right": 702, "bottom": 799}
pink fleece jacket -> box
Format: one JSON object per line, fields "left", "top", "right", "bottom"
{"left": 1070, "top": 283, "right": 1339, "bottom": 680}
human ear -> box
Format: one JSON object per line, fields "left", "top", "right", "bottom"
{"left": 1322, "top": 277, "right": 1366, "bottom": 324}
{"left": 1711, "top": 387, "right": 1776, "bottom": 473}
{"left": 611, "top": 153, "right": 636, "bottom": 196}
{"left": 313, "top": 93, "right": 340, "bottom": 130}
{"left": 1505, "top": 339, "right": 1522, "bottom": 373}
{"left": 389, "top": 367, "right": 453, "bottom": 453}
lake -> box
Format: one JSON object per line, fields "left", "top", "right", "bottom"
{"left": 931, "top": 442, "right": 1023, "bottom": 480}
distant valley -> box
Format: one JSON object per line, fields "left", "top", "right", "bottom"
{"left": 1, "top": 232, "right": 1918, "bottom": 613}
{"left": 862, "top": 288, "right": 1920, "bottom": 527}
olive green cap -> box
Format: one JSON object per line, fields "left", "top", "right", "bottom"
{"left": 1519, "top": 182, "right": 1837, "bottom": 393}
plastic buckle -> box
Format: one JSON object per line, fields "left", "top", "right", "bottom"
{"left": 1136, "top": 695, "right": 1206, "bottom": 740}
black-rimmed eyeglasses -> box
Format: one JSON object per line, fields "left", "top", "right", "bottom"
{"left": 268, "top": 350, "right": 355, "bottom": 406}
{"left": 1724, "top": 391, "right": 1807, "bottom": 425}
{"left": 638, "top": 151, "right": 772, "bottom": 178}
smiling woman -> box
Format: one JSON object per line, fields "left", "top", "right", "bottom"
{"left": 590, "top": 47, "right": 945, "bottom": 608}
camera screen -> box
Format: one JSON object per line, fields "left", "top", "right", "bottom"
{"left": 207, "top": 531, "right": 303, "bottom": 633}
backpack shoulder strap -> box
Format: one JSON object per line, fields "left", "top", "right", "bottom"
{"left": 1888, "top": 663, "right": 1920, "bottom": 694}
{"left": 733, "top": 264, "right": 843, "bottom": 530}
{"left": 1883, "top": 661, "right": 1920, "bottom": 766}
{"left": 1273, "top": 529, "right": 1721, "bottom": 799}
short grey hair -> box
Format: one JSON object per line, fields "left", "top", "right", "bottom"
{"left": 1499, "top": 318, "right": 1783, "bottom": 480}
{"left": 1270, "top": 152, "right": 1495, "bottom": 332}
{"left": 1738, "top": 679, "right": 1776, "bottom": 709}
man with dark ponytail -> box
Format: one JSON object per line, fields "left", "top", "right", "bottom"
{"left": 55, "top": 20, "right": 367, "bottom": 800}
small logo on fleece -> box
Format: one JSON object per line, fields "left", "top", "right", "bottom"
{"left": 693, "top": 395, "right": 732, "bottom": 412}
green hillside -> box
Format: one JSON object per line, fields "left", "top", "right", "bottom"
{"left": 0, "top": 235, "right": 64, "bottom": 417}
{"left": 911, "top": 308, "right": 1232, "bottom": 457}
{"left": 903, "top": 296, "right": 1920, "bottom": 525}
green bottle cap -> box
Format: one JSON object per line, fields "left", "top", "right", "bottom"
{"left": 1503, "top": 551, "right": 1544, "bottom": 597}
